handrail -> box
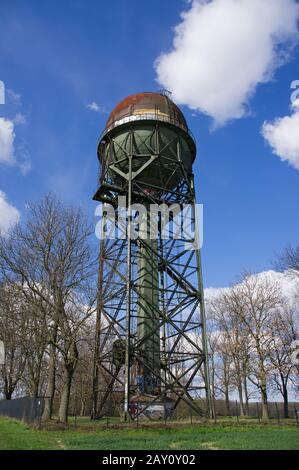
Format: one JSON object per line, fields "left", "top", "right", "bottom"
{"left": 100, "top": 112, "right": 196, "bottom": 143}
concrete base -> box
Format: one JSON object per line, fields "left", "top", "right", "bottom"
{"left": 129, "top": 394, "right": 175, "bottom": 420}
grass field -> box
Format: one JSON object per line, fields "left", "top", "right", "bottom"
{"left": 0, "top": 416, "right": 298, "bottom": 450}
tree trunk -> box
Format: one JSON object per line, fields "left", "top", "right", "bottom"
{"left": 33, "top": 384, "right": 39, "bottom": 398}
{"left": 80, "top": 400, "right": 85, "bottom": 417}
{"left": 42, "top": 342, "right": 57, "bottom": 421}
{"left": 28, "top": 373, "right": 40, "bottom": 398}
{"left": 223, "top": 356, "right": 230, "bottom": 415}
{"left": 282, "top": 383, "right": 289, "bottom": 419}
{"left": 5, "top": 390, "right": 12, "bottom": 400}
{"left": 243, "top": 377, "right": 250, "bottom": 415}
{"left": 210, "top": 354, "right": 217, "bottom": 420}
{"left": 260, "top": 386, "right": 269, "bottom": 421}
{"left": 58, "top": 364, "right": 74, "bottom": 424}
{"left": 237, "top": 383, "right": 245, "bottom": 416}
{"left": 257, "top": 352, "right": 269, "bottom": 422}
{"left": 224, "top": 387, "right": 230, "bottom": 415}
{"left": 58, "top": 341, "right": 78, "bottom": 424}
{"left": 234, "top": 361, "right": 245, "bottom": 416}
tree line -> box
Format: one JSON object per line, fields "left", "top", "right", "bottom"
{"left": 206, "top": 271, "right": 298, "bottom": 420}
{"left": 0, "top": 195, "right": 97, "bottom": 423}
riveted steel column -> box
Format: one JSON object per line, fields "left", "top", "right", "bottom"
{"left": 91, "top": 210, "right": 106, "bottom": 419}
{"left": 191, "top": 175, "right": 212, "bottom": 418}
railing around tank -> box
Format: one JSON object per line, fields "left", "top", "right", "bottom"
{"left": 101, "top": 112, "right": 196, "bottom": 143}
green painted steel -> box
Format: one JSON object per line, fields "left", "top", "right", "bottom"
{"left": 136, "top": 209, "right": 160, "bottom": 394}
{"left": 102, "top": 123, "right": 195, "bottom": 189}
{"left": 93, "top": 93, "right": 211, "bottom": 420}
{"left": 100, "top": 121, "right": 195, "bottom": 399}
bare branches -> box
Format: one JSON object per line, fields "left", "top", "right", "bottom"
{"left": 0, "top": 194, "right": 97, "bottom": 423}
{"left": 275, "top": 245, "right": 299, "bottom": 278}
{"left": 207, "top": 272, "right": 297, "bottom": 420}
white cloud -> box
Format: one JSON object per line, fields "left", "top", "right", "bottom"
{"left": 204, "top": 286, "right": 228, "bottom": 302}
{"left": 0, "top": 88, "right": 31, "bottom": 174}
{"left": 250, "top": 270, "right": 299, "bottom": 303}
{"left": 7, "top": 89, "right": 22, "bottom": 105}
{"left": 0, "top": 117, "right": 16, "bottom": 166}
{"left": 0, "top": 81, "right": 4, "bottom": 105}
{"left": 13, "top": 112, "right": 27, "bottom": 125}
{"left": 205, "top": 270, "right": 299, "bottom": 306}
{"left": 0, "top": 117, "right": 31, "bottom": 174}
{"left": 155, "top": 0, "right": 299, "bottom": 126}
{"left": 261, "top": 100, "right": 299, "bottom": 170}
{"left": 86, "top": 102, "right": 105, "bottom": 113}
{"left": 0, "top": 191, "right": 20, "bottom": 235}
{"left": 19, "top": 158, "right": 32, "bottom": 176}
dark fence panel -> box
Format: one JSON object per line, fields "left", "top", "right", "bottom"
{"left": 0, "top": 397, "right": 44, "bottom": 423}
{"left": 212, "top": 400, "right": 298, "bottom": 419}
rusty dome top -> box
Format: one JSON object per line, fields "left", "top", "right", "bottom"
{"left": 104, "top": 91, "right": 189, "bottom": 134}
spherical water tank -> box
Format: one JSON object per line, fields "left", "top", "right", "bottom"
{"left": 98, "top": 92, "right": 196, "bottom": 190}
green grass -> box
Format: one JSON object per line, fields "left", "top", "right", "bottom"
{"left": 0, "top": 416, "right": 298, "bottom": 450}
{"left": 0, "top": 417, "right": 61, "bottom": 450}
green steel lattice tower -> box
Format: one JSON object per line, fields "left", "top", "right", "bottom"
{"left": 92, "top": 91, "right": 211, "bottom": 421}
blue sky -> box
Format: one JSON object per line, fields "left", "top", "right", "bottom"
{"left": 0, "top": 0, "right": 299, "bottom": 288}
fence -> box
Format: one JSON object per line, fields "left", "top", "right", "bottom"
{"left": 67, "top": 397, "right": 299, "bottom": 426}
{"left": 0, "top": 397, "right": 44, "bottom": 423}
{"left": 211, "top": 399, "right": 299, "bottom": 420}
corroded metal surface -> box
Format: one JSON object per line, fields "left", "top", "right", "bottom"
{"left": 105, "top": 92, "right": 188, "bottom": 133}
{"left": 97, "top": 92, "right": 196, "bottom": 189}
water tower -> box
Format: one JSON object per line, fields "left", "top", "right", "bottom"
{"left": 92, "top": 91, "right": 210, "bottom": 420}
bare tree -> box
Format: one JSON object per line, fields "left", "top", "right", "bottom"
{"left": 0, "top": 285, "right": 29, "bottom": 399}
{"left": 0, "top": 194, "right": 97, "bottom": 422}
{"left": 275, "top": 245, "right": 299, "bottom": 278}
{"left": 21, "top": 296, "right": 49, "bottom": 398}
{"left": 268, "top": 303, "right": 298, "bottom": 418}
{"left": 210, "top": 297, "right": 250, "bottom": 416}
{"left": 214, "top": 338, "right": 233, "bottom": 415}
{"left": 54, "top": 300, "right": 96, "bottom": 423}
{"left": 215, "top": 274, "right": 282, "bottom": 421}
{"left": 70, "top": 326, "right": 95, "bottom": 417}
{"left": 206, "top": 329, "right": 220, "bottom": 419}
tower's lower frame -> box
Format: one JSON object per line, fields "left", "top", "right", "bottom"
{"left": 92, "top": 125, "right": 211, "bottom": 421}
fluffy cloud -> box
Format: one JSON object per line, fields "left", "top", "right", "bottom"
{"left": 155, "top": 0, "right": 299, "bottom": 126}
{"left": 0, "top": 117, "right": 16, "bottom": 166}
{"left": 205, "top": 270, "right": 299, "bottom": 306}
{"left": 0, "top": 116, "right": 31, "bottom": 173}
{"left": 0, "top": 89, "right": 32, "bottom": 174}
{"left": 261, "top": 100, "right": 299, "bottom": 170}
{"left": 0, "top": 191, "right": 20, "bottom": 235}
